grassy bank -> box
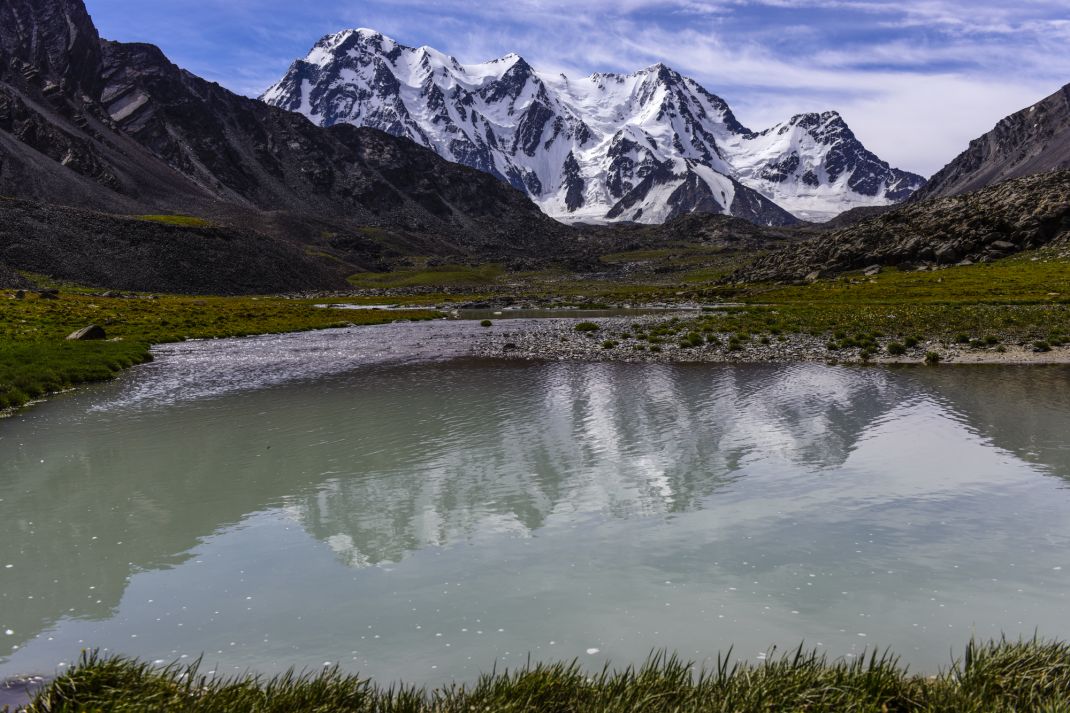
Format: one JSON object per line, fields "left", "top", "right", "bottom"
{"left": 0, "top": 291, "right": 438, "bottom": 411}
{"left": 343, "top": 249, "right": 1070, "bottom": 353}
{"left": 15, "top": 638, "right": 1070, "bottom": 712}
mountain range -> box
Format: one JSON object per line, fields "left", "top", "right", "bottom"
{"left": 262, "top": 29, "right": 925, "bottom": 225}
{"left": 1, "top": 0, "right": 1069, "bottom": 294}
{"left": 0, "top": 0, "right": 572, "bottom": 292}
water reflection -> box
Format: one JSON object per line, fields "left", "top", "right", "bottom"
{"left": 1, "top": 333, "right": 1069, "bottom": 679}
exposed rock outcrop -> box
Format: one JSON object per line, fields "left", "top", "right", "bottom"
{"left": 913, "top": 83, "right": 1070, "bottom": 201}
{"left": 731, "top": 171, "right": 1070, "bottom": 282}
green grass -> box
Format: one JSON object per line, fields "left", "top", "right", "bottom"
{"left": 0, "top": 292, "right": 438, "bottom": 411}
{"left": 135, "top": 214, "right": 213, "bottom": 228}
{"left": 347, "top": 264, "right": 505, "bottom": 289}
{"left": 0, "top": 341, "right": 153, "bottom": 409}
{"left": 18, "top": 638, "right": 1070, "bottom": 712}
{"left": 741, "top": 253, "right": 1070, "bottom": 306}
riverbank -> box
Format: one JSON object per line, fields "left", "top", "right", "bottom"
{"left": 472, "top": 314, "right": 1070, "bottom": 365}
{"left": 0, "top": 290, "right": 439, "bottom": 412}
{"left": 9, "top": 638, "right": 1070, "bottom": 712}
{"left": 3, "top": 246, "right": 1068, "bottom": 413}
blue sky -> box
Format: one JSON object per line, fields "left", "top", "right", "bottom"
{"left": 84, "top": 0, "right": 1070, "bottom": 176}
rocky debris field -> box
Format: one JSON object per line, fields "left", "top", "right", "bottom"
{"left": 733, "top": 171, "right": 1070, "bottom": 283}
{"left": 470, "top": 315, "right": 1070, "bottom": 365}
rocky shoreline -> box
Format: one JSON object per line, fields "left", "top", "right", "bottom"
{"left": 0, "top": 675, "right": 45, "bottom": 711}
{"left": 470, "top": 315, "right": 1070, "bottom": 365}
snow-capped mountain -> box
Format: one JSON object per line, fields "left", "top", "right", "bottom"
{"left": 262, "top": 29, "right": 924, "bottom": 224}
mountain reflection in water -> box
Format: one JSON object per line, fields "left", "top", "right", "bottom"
{"left": 1, "top": 324, "right": 1068, "bottom": 682}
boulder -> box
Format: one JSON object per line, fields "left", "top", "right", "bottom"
{"left": 66, "top": 325, "right": 107, "bottom": 341}
{"left": 863, "top": 264, "right": 882, "bottom": 276}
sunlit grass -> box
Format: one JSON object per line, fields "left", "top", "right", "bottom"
{"left": 21, "top": 638, "right": 1070, "bottom": 712}
{"left": 0, "top": 292, "right": 438, "bottom": 411}
{"left": 134, "top": 214, "right": 213, "bottom": 228}
{"left": 347, "top": 264, "right": 505, "bottom": 289}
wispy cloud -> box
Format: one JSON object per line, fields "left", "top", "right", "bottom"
{"left": 84, "top": 0, "right": 1070, "bottom": 176}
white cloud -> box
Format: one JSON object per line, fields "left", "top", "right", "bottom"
{"left": 86, "top": 0, "right": 1070, "bottom": 176}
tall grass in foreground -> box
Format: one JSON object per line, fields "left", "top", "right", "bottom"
{"left": 17, "top": 638, "right": 1070, "bottom": 712}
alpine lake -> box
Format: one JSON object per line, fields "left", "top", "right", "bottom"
{"left": 2, "top": 317, "right": 1069, "bottom": 688}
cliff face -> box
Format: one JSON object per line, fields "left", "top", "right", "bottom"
{"left": 0, "top": 0, "right": 103, "bottom": 97}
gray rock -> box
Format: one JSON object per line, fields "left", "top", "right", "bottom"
{"left": 863, "top": 264, "right": 882, "bottom": 276}
{"left": 731, "top": 171, "right": 1070, "bottom": 283}
{"left": 66, "top": 324, "right": 106, "bottom": 341}
{"left": 913, "top": 82, "right": 1070, "bottom": 201}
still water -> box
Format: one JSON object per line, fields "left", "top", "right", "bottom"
{"left": 2, "top": 321, "right": 1069, "bottom": 684}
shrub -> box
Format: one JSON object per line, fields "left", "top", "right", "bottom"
{"left": 925, "top": 351, "right": 942, "bottom": 365}
{"left": 480, "top": 320, "right": 493, "bottom": 328}
{"left": 886, "top": 342, "right": 906, "bottom": 356}
{"left": 984, "top": 335, "right": 1000, "bottom": 346}
{"left": 954, "top": 333, "right": 971, "bottom": 344}
{"left": 904, "top": 336, "right": 920, "bottom": 348}
{"left": 1034, "top": 340, "right": 1052, "bottom": 353}
{"left": 575, "top": 322, "right": 600, "bottom": 332}
{"left": 602, "top": 340, "right": 618, "bottom": 349}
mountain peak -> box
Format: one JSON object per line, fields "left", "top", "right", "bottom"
{"left": 263, "top": 33, "right": 924, "bottom": 224}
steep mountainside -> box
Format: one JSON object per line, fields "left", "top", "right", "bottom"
{"left": 732, "top": 171, "right": 1070, "bottom": 282}
{"left": 0, "top": 197, "right": 340, "bottom": 294}
{"left": 0, "top": 0, "right": 572, "bottom": 292}
{"left": 263, "top": 30, "right": 923, "bottom": 224}
{"left": 914, "top": 83, "right": 1070, "bottom": 201}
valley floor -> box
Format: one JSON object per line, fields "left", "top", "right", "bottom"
{"left": 2, "top": 245, "right": 1068, "bottom": 413}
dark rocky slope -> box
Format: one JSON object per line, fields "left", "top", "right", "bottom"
{"left": 914, "top": 83, "right": 1070, "bottom": 201}
{"left": 0, "top": 261, "right": 32, "bottom": 288}
{"left": 0, "top": 0, "right": 571, "bottom": 292}
{"left": 732, "top": 171, "right": 1070, "bottom": 282}
{"left": 0, "top": 197, "right": 342, "bottom": 294}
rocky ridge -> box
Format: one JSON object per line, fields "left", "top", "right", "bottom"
{"left": 0, "top": 0, "right": 574, "bottom": 293}
{"left": 731, "top": 171, "right": 1070, "bottom": 282}
{"left": 914, "top": 83, "right": 1070, "bottom": 201}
